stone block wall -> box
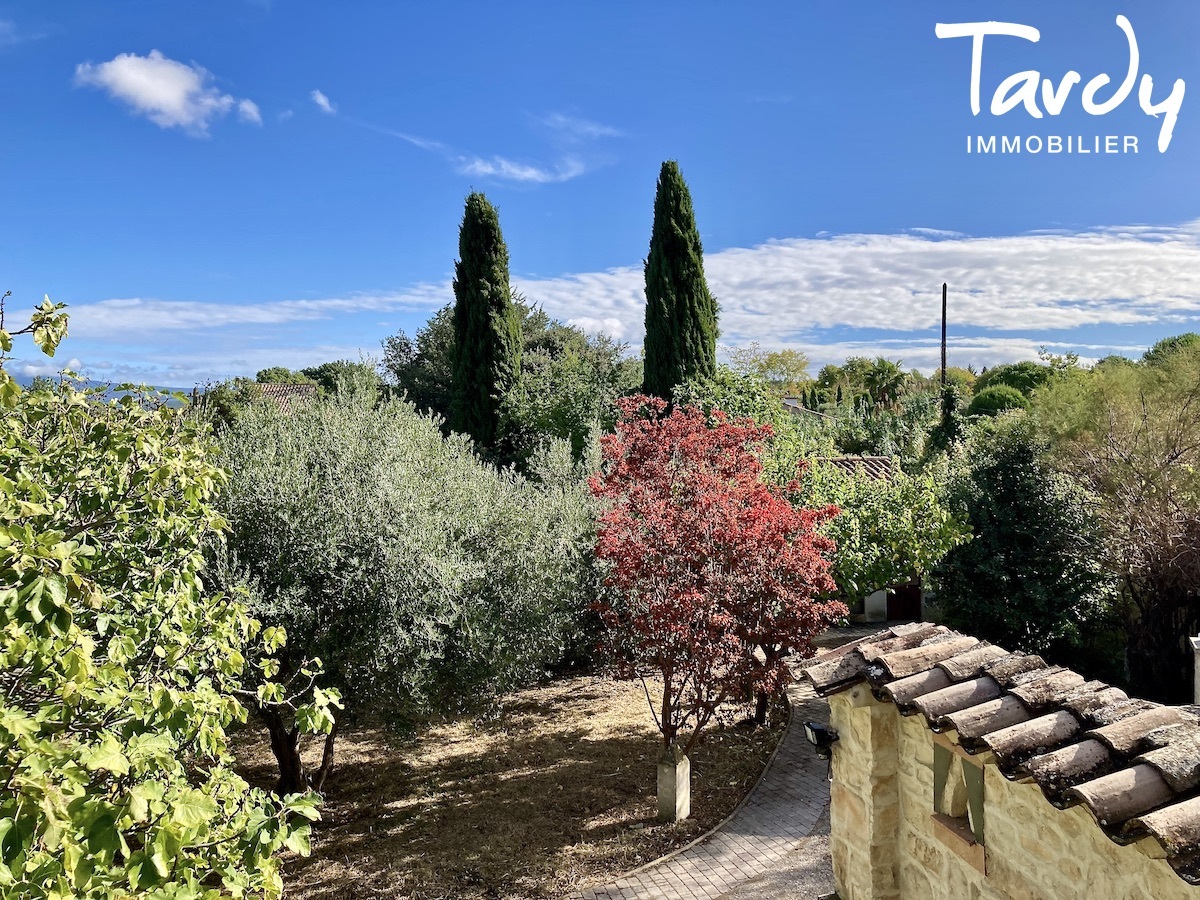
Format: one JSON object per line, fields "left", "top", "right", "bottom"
{"left": 828, "top": 690, "right": 1200, "bottom": 899}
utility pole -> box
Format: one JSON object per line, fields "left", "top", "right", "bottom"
{"left": 940, "top": 282, "right": 948, "bottom": 387}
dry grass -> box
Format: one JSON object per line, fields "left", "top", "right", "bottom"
{"left": 235, "top": 675, "right": 786, "bottom": 899}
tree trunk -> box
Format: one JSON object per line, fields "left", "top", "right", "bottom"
{"left": 263, "top": 708, "right": 309, "bottom": 796}
{"left": 656, "top": 744, "right": 691, "bottom": 822}
{"left": 753, "top": 690, "right": 769, "bottom": 726}
{"left": 311, "top": 721, "right": 340, "bottom": 791}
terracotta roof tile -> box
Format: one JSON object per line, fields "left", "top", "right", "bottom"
{"left": 1023, "top": 739, "right": 1115, "bottom": 805}
{"left": 1068, "top": 764, "right": 1175, "bottom": 829}
{"left": 802, "top": 621, "right": 1200, "bottom": 883}
{"left": 875, "top": 635, "right": 979, "bottom": 680}
{"left": 1009, "top": 670, "right": 1087, "bottom": 711}
{"left": 936, "top": 644, "right": 1009, "bottom": 681}
{"left": 255, "top": 382, "right": 318, "bottom": 413}
{"left": 982, "top": 710, "right": 1082, "bottom": 769}
{"left": 1136, "top": 797, "right": 1200, "bottom": 857}
{"left": 815, "top": 455, "right": 897, "bottom": 480}
{"left": 945, "top": 695, "right": 1032, "bottom": 750}
{"left": 1087, "top": 708, "right": 1188, "bottom": 757}
{"left": 883, "top": 668, "right": 953, "bottom": 708}
{"left": 911, "top": 676, "right": 1003, "bottom": 723}
{"left": 1138, "top": 725, "right": 1200, "bottom": 793}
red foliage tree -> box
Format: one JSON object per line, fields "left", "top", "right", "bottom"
{"left": 589, "top": 396, "right": 846, "bottom": 755}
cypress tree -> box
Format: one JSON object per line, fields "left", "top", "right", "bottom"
{"left": 450, "top": 192, "right": 522, "bottom": 449}
{"left": 642, "top": 160, "right": 718, "bottom": 398}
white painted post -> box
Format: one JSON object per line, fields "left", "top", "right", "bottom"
{"left": 864, "top": 589, "right": 888, "bottom": 623}
{"left": 657, "top": 747, "right": 691, "bottom": 822}
{"left": 1192, "top": 637, "right": 1200, "bottom": 704}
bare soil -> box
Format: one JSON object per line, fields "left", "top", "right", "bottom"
{"left": 235, "top": 675, "right": 786, "bottom": 899}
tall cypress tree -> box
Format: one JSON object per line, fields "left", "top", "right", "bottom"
{"left": 642, "top": 160, "right": 719, "bottom": 399}
{"left": 450, "top": 192, "right": 522, "bottom": 449}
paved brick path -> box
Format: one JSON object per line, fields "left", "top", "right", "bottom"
{"left": 571, "top": 681, "right": 834, "bottom": 900}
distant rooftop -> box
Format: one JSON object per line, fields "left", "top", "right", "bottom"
{"left": 815, "top": 456, "right": 897, "bottom": 480}
{"left": 255, "top": 382, "right": 318, "bottom": 413}
{"left": 782, "top": 396, "right": 835, "bottom": 420}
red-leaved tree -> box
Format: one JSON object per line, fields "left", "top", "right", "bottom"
{"left": 590, "top": 395, "right": 846, "bottom": 757}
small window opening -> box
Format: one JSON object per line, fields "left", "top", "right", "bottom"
{"left": 933, "top": 741, "right": 985, "bottom": 845}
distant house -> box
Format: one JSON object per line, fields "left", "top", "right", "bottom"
{"left": 806, "top": 623, "right": 1200, "bottom": 899}
{"left": 816, "top": 455, "right": 925, "bottom": 623}
{"left": 255, "top": 382, "right": 318, "bottom": 413}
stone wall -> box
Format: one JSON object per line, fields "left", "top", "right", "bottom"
{"left": 828, "top": 689, "right": 1200, "bottom": 899}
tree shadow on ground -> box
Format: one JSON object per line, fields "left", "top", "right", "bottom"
{"left": 235, "top": 675, "right": 785, "bottom": 900}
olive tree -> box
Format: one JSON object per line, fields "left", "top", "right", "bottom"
{"left": 214, "top": 382, "right": 597, "bottom": 792}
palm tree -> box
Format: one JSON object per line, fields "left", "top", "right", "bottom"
{"left": 864, "top": 357, "right": 907, "bottom": 411}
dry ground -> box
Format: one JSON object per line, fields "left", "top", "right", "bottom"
{"left": 235, "top": 675, "right": 786, "bottom": 899}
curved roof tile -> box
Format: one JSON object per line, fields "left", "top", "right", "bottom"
{"left": 804, "top": 622, "right": 1200, "bottom": 884}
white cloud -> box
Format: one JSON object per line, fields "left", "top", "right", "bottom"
{"left": 65, "top": 284, "right": 450, "bottom": 341}
{"left": 508, "top": 223, "right": 1200, "bottom": 354}
{"left": 75, "top": 50, "right": 258, "bottom": 136}
{"left": 20, "top": 358, "right": 82, "bottom": 378}
{"left": 334, "top": 110, "right": 605, "bottom": 183}
{"left": 56, "top": 221, "right": 1200, "bottom": 379}
{"left": 237, "top": 98, "right": 261, "bottom": 125}
{"left": 311, "top": 89, "right": 336, "bottom": 115}
{"left": 458, "top": 154, "right": 586, "bottom": 184}
{"left": 537, "top": 112, "right": 623, "bottom": 141}
{"left": 277, "top": 109, "right": 294, "bottom": 122}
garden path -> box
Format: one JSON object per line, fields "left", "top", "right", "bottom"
{"left": 571, "top": 680, "right": 838, "bottom": 899}
{"left": 571, "top": 624, "right": 886, "bottom": 899}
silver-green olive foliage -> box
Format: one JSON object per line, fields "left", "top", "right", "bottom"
{"left": 214, "top": 381, "right": 597, "bottom": 734}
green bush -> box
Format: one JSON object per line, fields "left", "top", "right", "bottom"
{"left": 966, "top": 384, "right": 1028, "bottom": 417}
{"left": 794, "top": 462, "right": 969, "bottom": 609}
{"left": 214, "top": 384, "right": 597, "bottom": 788}
{"left": 0, "top": 346, "right": 324, "bottom": 895}
{"left": 932, "top": 419, "right": 1116, "bottom": 661}
{"left": 972, "top": 361, "right": 1053, "bottom": 397}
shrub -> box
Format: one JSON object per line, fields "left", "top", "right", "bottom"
{"left": 795, "top": 461, "right": 969, "bottom": 611}
{"left": 966, "top": 384, "right": 1028, "bottom": 417}
{"left": 972, "top": 361, "right": 1053, "bottom": 397}
{"left": 932, "top": 419, "right": 1116, "bottom": 660}
{"left": 214, "top": 385, "right": 596, "bottom": 790}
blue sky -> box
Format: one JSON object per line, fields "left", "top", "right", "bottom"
{"left": 4, "top": 1, "right": 1200, "bottom": 385}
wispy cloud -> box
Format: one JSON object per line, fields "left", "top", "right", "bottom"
{"left": 75, "top": 50, "right": 259, "bottom": 136}
{"left": 310, "top": 89, "right": 336, "bottom": 114}
{"left": 316, "top": 98, "right": 619, "bottom": 184}
{"left": 52, "top": 221, "right": 1200, "bottom": 381}
{"left": 457, "top": 154, "right": 586, "bottom": 184}
{"left": 535, "top": 112, "right": 624, "bottom": 142}
{"left": 65, "top": 285, "right": 449, "bottom": 341}
{"left": 0, "top": 20, "right": 45, "bottom": 48}
{"left": 352, "top": 120, "right": 444, "bottom": 151}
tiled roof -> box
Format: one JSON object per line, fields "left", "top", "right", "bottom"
{"left": 255, "top": 382, "right": 318, "bottom": 412}
{"left": 782, "top": 397, "right": 835, "bottom": 420}
{"left": 815, "top": 456, "right": 897, "bottom": 480}
{"left": 803, "top": 622, "right": 1200, "bottom": 884}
